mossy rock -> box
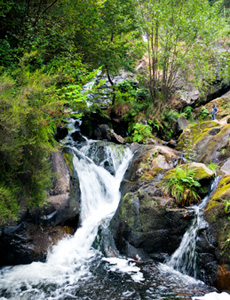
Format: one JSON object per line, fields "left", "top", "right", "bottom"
{"left": 166, "top": 162, "right": 214, "bottom": 181}
{"left": 205, "top": 175, "right": 230, "bottom": 264}
{"left": 161, "top": 163, "right": 214, "bottom": 203}
{"left": 135, "top": 145, "right": 180, "bottom": 181}
{"left": 177, "top": 121, "right": 230, "bottom": 164}
{"left": 201, "top": 96, "right": 230, "bottom": 121}
{"left": 110, "top": 183, "right": 193, "bottom": 261}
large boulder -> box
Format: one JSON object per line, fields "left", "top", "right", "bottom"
{"left": 0, "top": 149, "right": 81, "bottom": 266}
{"left": 110, "top": 183, "right": 194, "bottom": 262}
{"left": 177, "top": 121, "right": 230, "bottom": 164}
{"left": 204, "top": 175, "right": 230, "bottom": 290}
{"left": 110, "top": 144, "right": 194, "bottom": 262}
{"left": 0, "top": 223, "right": 73, "bottom": 266}
{"left": 195, "top": 94, "right": 230, "bottom": 121}
{"left": 29, "top": 149, "right": 81, "bottom": 227}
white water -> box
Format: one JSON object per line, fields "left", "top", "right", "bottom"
{"left": 0, "top": 142, "right": 133, "bottom": 299}
{"left": 166, "top": 177, "right": 221, "bottom": 278}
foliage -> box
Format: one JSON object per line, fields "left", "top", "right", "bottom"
{"left": 183, "top": 106, "right": 193, "bottom": 119}
{"left": 131, "top": 122, "right": 153, "bottom": 143}
{"left": 207, "top": 162, "right": 220, "bottom": 175}
{"left": 0, "top": 57, "right": 98, "bottom": 225}
{"left": 224, "top": 200, "right": 230, "bottom": 220}
{"left": 160, "top": 166, "right": 201, "bottom": 206}
{"left": 137, "top": 0, "right": 225, "bottom": 102}
{"left": 199, "top": 106, "right": 210, "bottom": 119}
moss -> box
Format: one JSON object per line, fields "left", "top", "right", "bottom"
{"left": 120, "top": 192, "right": 136, "bottom": 227}
{"left": 140, "top": 166, "right": 164, "bottom": 181}
{"left": 177, "top": 121, "right": 221, "bottom": 151}
{"left": 63, "top": 151, "right": 74, "bottom": 178}
{"left": 209, "top": 176, "right": 230, "bottom": 202}
{"left": 205, "top": 175, "right": 230, "bottom": 263}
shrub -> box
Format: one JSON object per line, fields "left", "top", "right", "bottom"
{"left": 199, "top": 106, "right": 209, "bottom": 119}
{"left": 131, "top": 122, "right": 153, "bottom": 143}
{"left": 160, "top": 166, "right": 201, "bottom": 207}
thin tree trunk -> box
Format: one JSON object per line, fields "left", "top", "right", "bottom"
{"left": 106, "top": 66, "right": 116, "bottom": 105}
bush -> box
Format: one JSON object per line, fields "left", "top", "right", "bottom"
{"left": 160, "top": 166, "right": 201, "bottom": 207}
{"left": 131, "top": 122, "right": 153, "bottom": 143}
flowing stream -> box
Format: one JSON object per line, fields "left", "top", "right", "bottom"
{"left": 0, "top": 121, "right": 226, "bottom": 299}
{"left": 166, "top": 177, "right": 221, "bottom": 278}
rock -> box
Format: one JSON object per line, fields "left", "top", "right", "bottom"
{"left": 29, "top": 149, "right": 81, "bottom": 227}
{"left": 80, "top": 111, "right": 112, "bottom": 139}
{"left": 220, "top": 158, "right": 230, "bottom": 175}
{"left": 110, "top": 184, "right": 194, "bottom": 262}
{"left": 0, "top": 222, "right": 73, "bottom": 266}
{"left": 197, "top": 96, "right": 230, "bottom": 121}
{"left": 177, "top": 121, "right": 230, "bottom": 164}
{"left": 176, "top": 116, "right": 190, "bottom": 133}
{"left": 120, "top": 144, "right": 181, "bottom": 196}
{"left": 94, "top": 124, "right": 125, "bottom": 144}
{"left": 110, "top": 144, "right": 193, "bottom": 262}
{"left": 215, "top": 265, "right": 230, "bottom": 291}
{"left": 205, "top": 176, "right": 230, "bottom": 265}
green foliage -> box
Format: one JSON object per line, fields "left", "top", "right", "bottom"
{"left": 0, "top": 185, "right": 20, "bottom": 225}
{"left": 199, "top": 106, "right": 210, "bottom": 119}
{"left": 224, "top": 200, "right": 230, "bottom": 220}
{"left": 0, "top": 57, "right": 98, "bottom": 225}
{"left": 160, "top": 166, "right": 201, "bottom": 206}
{"left": 183, "top": 106, "right": 193, "bottom": 119}
{"left": 131, "top": 122, "right": 153, "bottom": 143}
{"left": 207, "top": 162, "right": 220, "bottom": 175}
{"left": 0, "top": 70, "right": 63, "bottom": 224}
{"left": 137, "top": 0, "right": 226, "bottom": 102}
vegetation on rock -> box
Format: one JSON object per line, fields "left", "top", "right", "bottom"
{"left": 160, "top": 166, "right": 202, "bottom": 207}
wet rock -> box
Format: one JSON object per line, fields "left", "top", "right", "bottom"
{"left": 110, "top": 144, "right": 193, "bottom": 262}
{"left": 0, "top": 222, "right": 73, "bottom": 266}
{"left": 80, "top": 141, "right": 128, "bottom": 175}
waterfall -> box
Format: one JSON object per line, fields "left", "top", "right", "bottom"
{"left": 0, "top": 140, "right": 133, "bottom": 299}
{"left": 166, "top": 176, "right": 221, "bottom": 278}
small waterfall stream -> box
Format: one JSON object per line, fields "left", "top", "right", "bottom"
{"left": 166, "top": 177, "right": 221, "bottom": 278}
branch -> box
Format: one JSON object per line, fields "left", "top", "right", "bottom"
{"left": 42, "top": 0, "right": 58, "bottom": 15}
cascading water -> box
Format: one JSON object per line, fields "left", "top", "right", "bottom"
{"left": 166, "top": 177, "right": 221, "bottom": 278}
{"left": 0, "top": 138, "right": 134, "bottom": 299}
{"left": 0, "top": 119, "right": 228, "bottom": 300}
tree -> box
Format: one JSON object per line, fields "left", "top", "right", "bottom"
{"left": 66, "top": 0, "right": 144, "bottom": 104}
{"left": 137, "top": 0, "right": 225, "bottom": 103}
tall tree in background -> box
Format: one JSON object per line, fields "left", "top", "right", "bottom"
{"left": 66, "top": 0, "right": 144, "bottom": 104}
{"left": 137, "top": 0, "right": 225, "bottom": 103}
